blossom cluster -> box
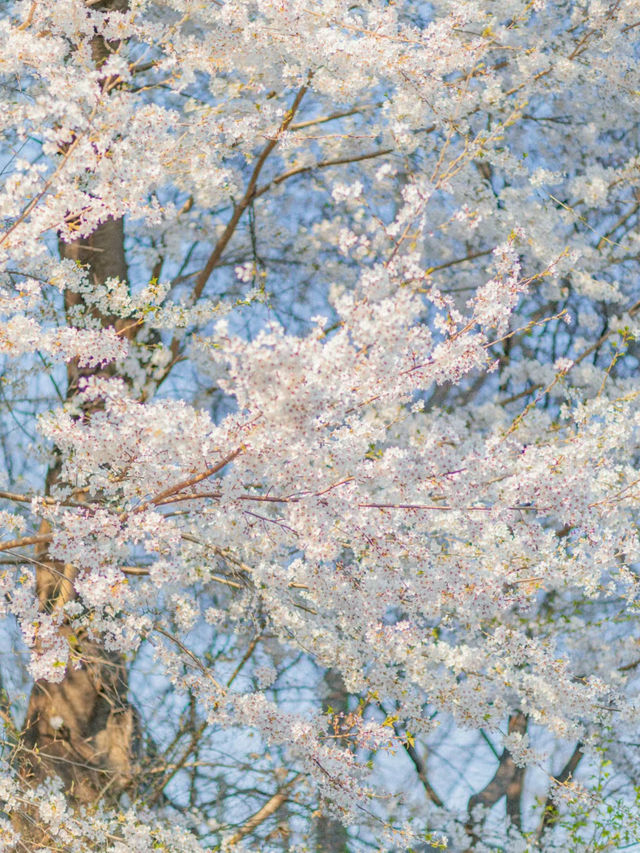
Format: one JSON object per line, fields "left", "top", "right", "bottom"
{"left": 2, "top": 0, "right": 640, "bottom": 848}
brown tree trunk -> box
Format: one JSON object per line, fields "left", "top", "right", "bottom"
{"left": 14, "top": 6, "right": 139, "bottom": 835}
{"left": 465, "top": 712, "right": 527, "bottom": 848}
{"left": 15, "top": 215, "right": 138, "bottom": 822}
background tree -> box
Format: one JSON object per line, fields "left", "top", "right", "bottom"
{"left": 1, "top": 0, "right": 640, "bottom": 849}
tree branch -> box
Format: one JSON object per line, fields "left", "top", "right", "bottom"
{"left": 402, "top": 738, "right": 444, "bottom": 808}
{"left": 0, "top": 534, "right": 52, "bottom": 554}
{"left": 254, "top": 148, "right": 393, "bottom": 201}
{"left": 225, "top": 774, "right": 301, "bottom": 846}
{"left": 467, "top": 713, "right": 527, "bottom": 834}
{"left": 536, "top": 742, "right": 583, "bottom": 840}
{"left": 188, "top": 80, "right": 311, "bottom": 306}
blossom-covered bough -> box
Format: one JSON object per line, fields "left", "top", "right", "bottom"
{"left": 1, "top": 0, "right": 640, "bottom": 849}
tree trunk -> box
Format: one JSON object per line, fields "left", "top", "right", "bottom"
{"left": 16, "top": 214, "right": 138, "bottom": 821}
{"left": 315, "top": 669, "right": 350, "bottom": 852}
{"left": 14, "top": 6, "right": 139, "bottom": 829}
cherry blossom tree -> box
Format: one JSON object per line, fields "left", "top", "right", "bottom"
{"left": 1, "top": 0, "right": 640, "bottom": 849}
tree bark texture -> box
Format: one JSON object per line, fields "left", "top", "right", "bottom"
{"left": 14, "top": 5, "right": 139, "bottom": 836}
{"left": 16, "top": 214, "right": 138, "bottom": 814}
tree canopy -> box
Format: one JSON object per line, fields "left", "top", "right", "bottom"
{"left": 1, "top": 0, "right": 640, "bottom": 849}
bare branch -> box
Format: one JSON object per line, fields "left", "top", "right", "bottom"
{"left": 225, "top": 775, "right": 301, "bottom": 846}
{"left": 402, "top": 738, "right": 444, "bottom": 808}
{"left": 0, "top": 534, "right": 52, "bottom": 554}
{"left": 254, "top": 148, "right": 393, "bottom": 200}
{"left": 188, "top": 80, "right": 311, "bottom": 306}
